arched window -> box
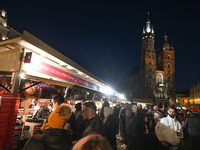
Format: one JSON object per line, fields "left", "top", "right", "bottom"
{"left": 168, "top": 70, "right": 170, "bottom": 75}
{"left": 149, "top": 61, "right": 151, "bottom": 65}
{"left": 168, "top": 55, "right": 171, "bottom": 60}
{"left": 149, "top": 75, "right": 152, "bottom": 79}
{"left": 149, "top": 68, "right": 152, "bottom": 72}
{"left": 168, "top": 63, "right": 171, "bottom": 68}
{"left": 149, "top": 54, "right": 151, "bottom": 59}
{"left": 157, "top": 73, "right": 163, "bottom": 84}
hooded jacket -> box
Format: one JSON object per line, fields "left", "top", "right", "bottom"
{"left": 155, "top": 115, "right": 183, "bottom": 145}
{"left": 23, "top": 128, "right": 72, "bottom": 150}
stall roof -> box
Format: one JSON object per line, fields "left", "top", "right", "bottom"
{"left": 0, "top": 30, "right": 121, "bottom": 96}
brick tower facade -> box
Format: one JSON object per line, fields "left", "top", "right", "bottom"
{"left": 118, "top": 13, "right": 175, "bottom": 107}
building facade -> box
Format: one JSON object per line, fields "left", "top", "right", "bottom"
{"left": 118, "top": 15, "right": 175, "bottom": 107}
{"left": 175, "top": 91, "right": 191, "bottom": 109}
{"left": 190, "top": 81, "right": 200, "bottom": 108}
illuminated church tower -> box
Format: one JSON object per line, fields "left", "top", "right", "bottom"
{"left": 139, "top": 12, "right": 157, "bottom": 99}
{"left": 118, "top": 12, "right": 176, "bottom": 107}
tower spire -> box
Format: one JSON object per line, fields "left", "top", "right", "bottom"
{"left": 163, "top": 32, "right": 168, "bottom": 44}
{"left": 146, "top": 12, "right": 151, "bottom": 33}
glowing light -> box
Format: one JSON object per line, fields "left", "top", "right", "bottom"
{"left": 118, "top": 94, "right": 125, "bottom": 99}
{"left": 78, "top": 71, "right": 83, "bottom": 75}
{"left": 20, "top": 72, "right": 25, "bottom": 78}
{"left": 67, "top": 66, "right": 73, "bottom": 69}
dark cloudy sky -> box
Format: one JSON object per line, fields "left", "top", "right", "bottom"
{"left": 2, "top": 0, "right": 200, "bottom": 91}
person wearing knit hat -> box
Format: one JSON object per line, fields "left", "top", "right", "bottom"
{"left": 23, "top": 103, "right": 73, "bottom": 150}
{"left": 48, "top": 103, "right": 71, "bottom": 129}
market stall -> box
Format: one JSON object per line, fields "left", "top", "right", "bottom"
{"left": 0, "top": 30, "right": 126, "bottom": 149}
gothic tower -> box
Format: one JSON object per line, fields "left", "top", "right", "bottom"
{"left": 139, "top": 13, "right": 156, "bottom": 99}
{"left": 157, "top": 33, "right": 175, "bottom": 103}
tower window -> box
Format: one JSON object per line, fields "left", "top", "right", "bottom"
{"left": 149, "top": 54, "right": 151, "bottom": 59}
{"left": 168, "top": 55, "right": 171, "bottom": 60}
{"left": 159, "top": 56, "right": 161, "bottom": 61}
{"left": 157, "top": 73, "right": 163, "bottom": 84}
{"left": 168, "top": 70, "right": 170, "bottom": 75}
{"left": 168, "top": 64, "right": 171, "bottom": 68}
{"left": 149, "top": 68, "right": 152, "bottom": 72}
{"left": 149, "top": 61, "right": 151, "bottom": 65}
{"left": 149, "top": 75, "right": 152, "bottom": 79}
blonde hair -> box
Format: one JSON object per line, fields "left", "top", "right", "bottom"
{"left": 72, "top": 134, "right": 112, "bottom": 150}
{"left": 57, "top": 103, "right": 72, "bottom": 119}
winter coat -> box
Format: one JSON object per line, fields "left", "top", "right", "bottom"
{"left": 67, "top": 112, "right": 76, "bottom": 131}
{"left": 23, "top": 128, "right": 72, "bottom": 150}
{"left": 155, "top": 115, "right": 183, "bottom": 145}
{"left": 104, "top": 114, "right": 117, "bottom": 150}
{"left": 184, "top": 113, "right": 200, "bottom": 138}
{"left": 74, "top": 110, "right": 85, "bottom": 134}
{"left": 125, "top": 113, "right": 136, "bottom": 140}
{"left": 34, "top": 107, "right": 51, "bottom": 119}
{"left": 82, "top": 116, "right": 105, "bottom": 137}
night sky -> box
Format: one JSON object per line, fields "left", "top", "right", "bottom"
{"left": 2, "top": 0, "right": 200, "bottom": 91}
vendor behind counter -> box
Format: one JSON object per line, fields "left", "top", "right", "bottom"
{"left": 33, "top": 100, "right": 52, "bottom": 122}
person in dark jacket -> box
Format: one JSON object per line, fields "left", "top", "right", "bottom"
{"left": 33, "top": 100, "right": 52, "bottom": 121}
{"left": 100, "top": 98, "right": 109, "bottom": 120}
{"left": 74, "top": 103, "right": 85, "bottom": 134}
{"left": 184, "top": 110, "right": 200, "bottom": 150}
{"left": 82, "top": 102, "right": 105, "bottom": 137}
{"left": 23, "top": 103, "right": 72, "bottom": 150}
{"left": 125, "top": 107, "right": 137, "bottom": 150}
{"left": 104, "top": 106, "right": 117, "bottom": 150}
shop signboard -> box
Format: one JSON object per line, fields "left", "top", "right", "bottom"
{"left": 24, "top": 59, "right": 100, "bottom": 92}
{"left": 0, "top": 93, "right": 20, "bottom": 149}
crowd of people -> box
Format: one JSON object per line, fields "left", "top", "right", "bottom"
{"left": 23, "top": 96, "right": 200, "bottom": 150}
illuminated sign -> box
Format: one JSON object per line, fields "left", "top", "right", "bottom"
{"left": 24, "top": 60, "right": 100, "bottom": 91}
